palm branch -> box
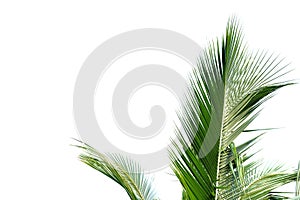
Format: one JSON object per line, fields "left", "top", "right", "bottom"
{"left": 170, "top": 17, "right": 298, "bottom": 200}
{"left": 74, "top": 140, "right": 159, "bottom": 200}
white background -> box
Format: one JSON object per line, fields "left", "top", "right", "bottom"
{"left": 1, "top": 1, "right": 300, "bottom": 199}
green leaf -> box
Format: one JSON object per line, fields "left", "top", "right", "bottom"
{"left": 170, "top": 16, "right": 294, "bottom": 200}
{"left": 74, "top": 140, "right": 158, "bottom": 200}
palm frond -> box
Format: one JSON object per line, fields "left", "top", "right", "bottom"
{"left": 225, "top": 161, "right": 297, "bottom": 199}
{"left": 74, "top": 140, "right": 158, "bottom": 200}
{"left": 170, "top": 16, "right": 294, "bottom": 200}
{"left": 241, "top": 167, "right": 297, "bottom": 200}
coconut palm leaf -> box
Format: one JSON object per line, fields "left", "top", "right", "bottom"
{"left": 74, "top": 140, "right": 158, "bottom": 200}
{"left": 225, "top": 135, "right": 297, "bottom": 199}
{"left": 170, "top": 17, "right": 296, "bottom": 200}
{"left": 226, "top": 159, "right": 298, "bottom": 199}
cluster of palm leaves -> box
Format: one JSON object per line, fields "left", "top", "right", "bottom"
{"left": 75, "top": 17, "right": 300, "bottom": 200}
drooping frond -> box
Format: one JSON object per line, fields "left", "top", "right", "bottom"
{"left": 240, "top": 164, "right": 297, "bottom": 199}
{"left": 226, "top": 159, "right": 297, "bottom": 199}
{"left": 170, "top": 16, "right": 295, "bottom": 200}
{"left": 74, "top": 140, "right": 158, "bottom": 200}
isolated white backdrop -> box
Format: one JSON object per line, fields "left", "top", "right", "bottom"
{"left": 0, "top": 1, "right": 299, "bottom": 199}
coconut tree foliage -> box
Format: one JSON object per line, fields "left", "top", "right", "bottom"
{"left": 169, "top": 17, "right": 298, "bottom": 200}
{"left": 75, "top": 17, "right": 299, "bottom": 200}
{"left": 74, "top": 140, "right": 159, "bottom": 200}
